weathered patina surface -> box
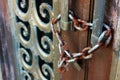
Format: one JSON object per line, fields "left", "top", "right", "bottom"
{"left": 0, "top": 0, "right": 120, "bottom": 80}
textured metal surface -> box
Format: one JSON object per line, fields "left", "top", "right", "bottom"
{"left": 8, "top": 0, "right": 61, "bottom": 80}
{"left": 91, "top": 0, "right": 106, "bottom": 46}
{"left": 110, "top": 0, "right": 120, "bottom": 80}
{"left": 61, "top": 0, "right": 90, "bottom": 80}
{"left": 0, "top": 0, "right": 119, "bottom": 80}
{"left": 88, "top": 0, "right": 117, "bottom": 80}
{"left": 60, "top": 0, "right": 69, "bottom": 30}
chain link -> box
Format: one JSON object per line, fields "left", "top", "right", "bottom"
{"left": 69, "top": 13, "right": 93, "bottom": 31}
{"left": 51, "top": 12, "right": 112, "bottom": 73}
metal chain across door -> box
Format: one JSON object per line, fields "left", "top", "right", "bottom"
{"left": 6, "top": 0, "right": 118, "bottom": 80}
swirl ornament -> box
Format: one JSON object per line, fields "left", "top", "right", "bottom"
{"left": 13, "top": 0, "right": 32, "bottom": 21}
{"left": 32, "top": 2, "right": 54, "bottom": 33}
{"left": 18, "top": 48, "right": 33, "bottom": 70}
{"left": 42, "top": 64, "right": 55, "bottom": 80}
{"left": 34, "top": 35, "right": 54, "bottom": 62}
{"left": 21, "top": 71, "right": 33, "bottom": 80}
{"left": 11, "top": 0, "right": 59, "bottom": 80}
{"left": 16, "top": 22, "right": 35, "bottom": 48}
{"left": 36, "top": 57, "right": 54, "bottom": 80}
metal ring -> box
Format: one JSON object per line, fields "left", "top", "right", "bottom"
{"left": 82, "top": 54, "right": 93, "bottom": 60}
{"left": 105, "top": 34, "right": 112, "bottom": 46}
{"left": 98, "top": 30, "right": 107, "bottom": 43}
{"left": 103, "top": 24, "right": 110, "bottom": 30}
{"left": 58, "top": 66, "right": 66, "bottom": 73}
{"left": 58, "top": 58, "right": 65, "bottom": 68}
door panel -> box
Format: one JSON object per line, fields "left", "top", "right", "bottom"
{"left": 88, "top": 0, "right": 114, "bottom": 80}
{"left": 8, "top": 0, "right": 60, "bottom": 80}
{"left": 61, "top": 0, "right": 90, "bottom": 80}
{"left": 0, "top": 0, "right": 119, "bottom": 80}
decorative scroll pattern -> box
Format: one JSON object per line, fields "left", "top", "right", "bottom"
{"left": 12, "top": 0, "right": 58, "bottom": 80}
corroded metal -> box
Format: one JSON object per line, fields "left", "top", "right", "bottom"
{"left": 6, "top": 0, "right": 118, "bottom": 80}
{"left": 51, "top": 15, "right": 81, "bottom": 72}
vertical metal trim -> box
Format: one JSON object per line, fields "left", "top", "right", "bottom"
{"left": 91, "top": 0, "right": 106, "bottom": 46}
{"left": 60, "top": 0, "right": 70, "bottom": 30}
{"left": 85, "top": 0, "right": 94, "bottom": 80}
{"left": 60, "top": 0, "right": 68, "bottom": 22}
{"left": 53, "top": 0, "right": 61, "bottom": 79}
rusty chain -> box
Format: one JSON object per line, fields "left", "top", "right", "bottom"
{"left": 51, "top": 12, "right": 112, "bottom": 73}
